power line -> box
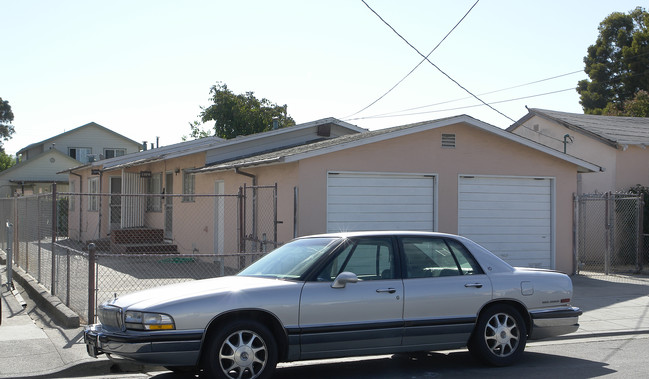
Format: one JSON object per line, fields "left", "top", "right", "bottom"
{"left": 368, "top": 70, "right": 584, "bottom": 118}
{"left": 345, "top": 87, "right": 575, "bottom": 121}
{"left": 361, "top": 0, "right": 516, "bottom": 123}
{"left": 347, "top": 0, "right": 480, "bottom": 118}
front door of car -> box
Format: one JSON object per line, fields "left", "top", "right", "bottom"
{"left": 299, "top": 237, "right": 404, "bottom": 358}
{"left": 399, "top": 236, "right": 492, "bottom": 349}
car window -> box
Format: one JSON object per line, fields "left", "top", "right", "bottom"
{"left": 316, "top": 238, "right": 395, "bottom": 281}
{"left": 445, "top": 238, "right": 484, "bottom": 275}
{"left": 402, "top": 237, "right": 482, "bottom": 278}
{"left": 239, "top": 237, "right": 339, "bottom": 280}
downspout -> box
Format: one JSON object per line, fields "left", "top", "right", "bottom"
{"left": 70, "top": 171, "right": 83, "bottom": 241}
{"left": 235, "top": 168, "right": 257, "bottom": 251}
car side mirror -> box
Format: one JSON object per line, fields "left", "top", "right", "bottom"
{"left": 331, "top": 272, "right": 359, "bottom": 289}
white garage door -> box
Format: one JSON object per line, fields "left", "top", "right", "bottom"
{"left": 458, "top": 176, "right": 553, "bottom": 269}
{"left": 327, "top": 172, "right": 435, "bottom": 233}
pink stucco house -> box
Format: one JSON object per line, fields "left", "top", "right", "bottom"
{"left": 66, "top": 115, "right": 599, "bottom": 274}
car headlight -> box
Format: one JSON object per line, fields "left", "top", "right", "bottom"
{"left": 124, "top": 311, "right": 175, "bottom": 331}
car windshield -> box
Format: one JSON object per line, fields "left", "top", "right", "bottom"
{"left": 238, "top": 237, "right": 340, "bottom": 280}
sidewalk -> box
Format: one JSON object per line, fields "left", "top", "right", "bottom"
{"left": 1, "top": 264, "right": 648, "bottom": 379}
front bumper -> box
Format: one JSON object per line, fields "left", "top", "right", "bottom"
{"left": 529, "top": 306, "right": 582, "bottom": 340}
{"left": 84, "top": 323, "right": 203, "bottom": 366}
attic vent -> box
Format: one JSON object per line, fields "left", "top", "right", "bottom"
{"left": 441, "top": 133, "right": 456, "bottom": 148}
{"left": 317, "top": 124, "right": 331, "bottom": 137}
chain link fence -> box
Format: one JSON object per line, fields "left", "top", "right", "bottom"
{"left": 0, "top": 185, "right": 279, "bottom": 323}
{"left": 576, "top": 192, "right": 647, "bottom": 277}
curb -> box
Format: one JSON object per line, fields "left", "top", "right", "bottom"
{"left": 0, "top": 254, "right": 80, "bottom": 328}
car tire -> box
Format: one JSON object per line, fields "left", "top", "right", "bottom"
{"left": 468, "top": 304, "right": 527, "bottom": 366}
{"left": 203, "top": 320, "right": 278, "bottom": 379}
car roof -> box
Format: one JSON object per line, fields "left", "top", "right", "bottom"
{"left": 299, "top": 231, "right": 459, "bottom": 239}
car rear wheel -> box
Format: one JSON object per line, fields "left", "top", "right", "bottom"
{"left": 468, "top": 304, "right": 527, "bottom": 366}
{"left": 203, "top": 320, "right": 277, "bottom": 379}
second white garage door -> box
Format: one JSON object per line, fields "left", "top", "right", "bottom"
{"left": 327, "top": 172, "right": 435, "bottom": 233}
{"left": 458, "top": 176, "right": 554, "bottom": 269}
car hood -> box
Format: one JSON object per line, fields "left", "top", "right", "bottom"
{"left": 104, "top": 275, "right": 299, "bottom": 310}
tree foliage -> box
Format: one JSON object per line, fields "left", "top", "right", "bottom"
{"left": 577, "top": 7, "right": 649, "bottom": 115}
{"left": 604, "top": 90, "right": 649, "bottom": 117}
{"left": 191, "top": 83, "right": 296, "bottom": 140}
{"left": 0, "top": 151, "right": 15, "bottom": 172}
{"left": 0, "top": 97, "right": 16, "bottom": 143}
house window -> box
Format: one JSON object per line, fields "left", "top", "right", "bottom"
{"left": 88, "top": 177, "right": 99, "bottom": 212}
{"left": 182, "top": 170, "right": 195, "bottom": 202}
{"left": 104, "top": 148, "right": 126, "bottom": 159}
{"left": 69, "top": 147, "right": 93, "bottom": 163}
{"left": 146, "top": 172, "right": 163, "bottom": 212}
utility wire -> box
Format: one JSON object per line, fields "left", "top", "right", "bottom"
{"left": 347, "top": 0, "right": 480, "bottom": 118}
{"left": 369, "top": 70, "right": 583, "bottom": 118}
{"left": 361, "top": 0, "right": 516, "bottom": 123}
{"left": 346, "top": 87, "right": 574, "bottom": 121}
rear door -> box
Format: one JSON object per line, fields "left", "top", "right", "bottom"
{"left": 299, "top": 237, "right": 404, "bottom": 359}
{"left": 400, "top": 236, "right": 492, "bottom": 349}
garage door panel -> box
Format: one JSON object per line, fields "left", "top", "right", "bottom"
{"left": 329, "top": 212, "right": 430, "bottom": 222}
{"left": 327, "top": 173, "right": 435, "bottom": 233}
{"left": 329, "top": 186, "right": 434, "bottom": 197}
{"left": 459, "top": 176, "right": 553, "bottom": 269}
{"left": 328, "top": 220, "right": 434, "bottom": 232}
{"left": 459, "top": 201, "right": 551, "bottom": 211}
{"left": 329, "top": 195, "right": 433, "bottom": 205}
{"left": 460, "top": 225, "right": 551, "bottom": 236}
{"left": 459, "top": 209, "right": 550, "bottom": 219}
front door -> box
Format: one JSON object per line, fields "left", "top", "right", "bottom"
{"left": 109, "top": 177, "right": 122, "bottom": 231}
{"left": 299, "top": 237, "right": 404, "bottom": 359}
{"left": 164, "top": 172, "right": 173, "bottom": 240}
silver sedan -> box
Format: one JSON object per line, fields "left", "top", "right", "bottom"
{"left": 84, "top": 231, "right": 581, "bottom": 378}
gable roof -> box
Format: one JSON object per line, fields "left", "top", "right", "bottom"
{"left": 63, "top": 117, "right": 365, "bottom": 173}
{"left": 17, "top": 122, "right": 140, "bottom": 155}
{"left": 190, "top": 115, "right": 602, "bottom": 174}
{"left": 0, "top": 148, "right": 80, "bottom": 181}
{"left": 507, "top": 108, "right": 649, "bottom": 147}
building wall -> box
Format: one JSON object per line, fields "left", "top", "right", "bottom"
{"left": 510, "top": 115, "right": 649, "bottom": 193}
{"left": 292, "top": 123, "right": 579, "bottom": 272}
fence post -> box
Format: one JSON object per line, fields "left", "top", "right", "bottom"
{"left": 605, "top": 192, "right": 613, "bottom": 275}
{"left": 51, "top": 183, "right": 58, "bottom": 295}
{"left": 638, "top": 195, "right": 644, "bottom": 272}
{"left": 88, "top": 243, "right": 96, "bottom": 324}
{"left": 273, "top": 183, "right": 278, "bottom": 248}
{"left": 5, "top": 222, "right": 13, "bottom": 288}
{"left": 66, "top": 248, "right": 71, "bottom": 307}
{"left": 573, "top": 193, "right": 579, "bottom": 275}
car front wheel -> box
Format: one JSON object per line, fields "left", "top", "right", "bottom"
{"left": 469, "top": 304, "right": 527, "bottom": 366}
{"left": 203, "top": 320, "right": 278, "bottom": 379}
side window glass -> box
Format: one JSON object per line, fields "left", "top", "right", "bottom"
{"left": 403, "top": 237, "right": 460, "bottom": 278}
{"left": 446, "top": 239, "right": 484, "bottom": 275}
{"left": 316, "top": 238, "right": 395, "bottom": 281}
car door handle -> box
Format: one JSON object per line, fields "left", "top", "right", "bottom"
{"left": 376, "top": 288, "right": 397, "bottom": 294}
{"left": 465, "top": 283, "right": 483, "bottom": 288}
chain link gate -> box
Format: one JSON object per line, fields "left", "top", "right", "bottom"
{"left": 576, "top": 192, "right": 645, "bottom": 275}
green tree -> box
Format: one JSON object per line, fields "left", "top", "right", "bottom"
{"left": 0, "top": 97, "right": 16, "bottom": 143}
{"left": 577, "top": 7, "right": 649, "bottom": 115}
{"left": 604, "top": 90, "right": 649, "bottom": 117}
{"left": 192, "top": 83, "right": 296, "bottom": 139}
{"left": 0, "top": 150, "right": 14, "bottom": 171}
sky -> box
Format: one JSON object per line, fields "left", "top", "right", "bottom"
{"left": 1, "top": 1, "right": 645, "bottom": 156}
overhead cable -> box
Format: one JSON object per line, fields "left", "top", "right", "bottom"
{"left": 361, "top": 0, "right": 516, "bottom": 123}
{"left": 347, "top": 0, "right": 480, "bottom": 118}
